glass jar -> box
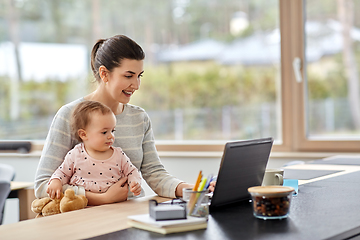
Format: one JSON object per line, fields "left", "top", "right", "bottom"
{"left": 248, "top": 186, "right": 294, "bottom": 220}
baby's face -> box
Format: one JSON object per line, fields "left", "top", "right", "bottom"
{"left": 84, "top": 112, "right": 116, "bottom": 152}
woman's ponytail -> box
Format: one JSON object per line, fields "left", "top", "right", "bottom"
{"left": 90, "top": 38, "right": 106, "bottom": 81}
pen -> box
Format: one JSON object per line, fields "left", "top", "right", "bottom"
{"left": 204, "top": 174, "right": 213, "bottom": 190}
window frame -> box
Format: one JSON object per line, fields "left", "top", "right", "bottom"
{"left": 284, "top": 0, "right": 360, "bottom": 153}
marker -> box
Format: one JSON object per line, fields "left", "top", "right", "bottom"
{"left": 197, "top": 178, "right": 207, "bottom": 191}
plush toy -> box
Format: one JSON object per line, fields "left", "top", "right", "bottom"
{"left": 31, "top": 189, "right": 88, "bottom": 218}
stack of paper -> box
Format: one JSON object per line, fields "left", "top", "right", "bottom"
{"left": 127, "top": 214, "right": 207, "bottom": 234}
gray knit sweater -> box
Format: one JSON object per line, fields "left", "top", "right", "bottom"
{"left": 34, "top": 98, "right": 183, "bottom": 199}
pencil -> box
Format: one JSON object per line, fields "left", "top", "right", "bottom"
{"left": 187, "top": 171, "right": 202, "bottom": 215}
{"left": 193, "top": 171, "right": 203, "bottom": 191}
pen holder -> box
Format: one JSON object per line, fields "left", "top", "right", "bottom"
{"left": 182, "top": 188, "right": 210, "bottom": 219}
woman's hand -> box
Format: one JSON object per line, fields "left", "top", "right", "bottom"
{"left": 86, "top": 177, "right": 129, "bottom": 205}
{"left": 175, "top": 182, "right": 194, "bottom": 197}
{"left": 208, "top": 181, "right": 216, "bottom": 192}
{"left": 104, "top": 177, "right": 129, "bottom": 202}
{"left": 46, "top": 179, "right": 63, "bottom": 199}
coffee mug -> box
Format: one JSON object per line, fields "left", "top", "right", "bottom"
{"left": 262, "top": 168, "right": 284, "bottom": 186}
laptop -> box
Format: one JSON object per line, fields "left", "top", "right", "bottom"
{"left": 209, "top": 137, "right": 274, "bottom": 212}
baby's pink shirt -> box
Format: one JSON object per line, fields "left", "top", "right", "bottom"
{"left": 50, "top": 143, "right": 141, "bottom": 193}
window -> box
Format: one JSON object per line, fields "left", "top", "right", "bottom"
{"left": 1, "top": 0, "right": 359, "bottom": 152}
{"left": 306, "top": 0, "right": 360, "bottom": 140}
{"left": 134, "top": 0, "right": 281, "bottom": 144}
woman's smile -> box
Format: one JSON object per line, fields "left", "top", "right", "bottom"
{"left": 122, "top": 90, "right": 134, "bottom": 97}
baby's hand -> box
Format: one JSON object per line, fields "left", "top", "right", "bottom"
{"left": 46, "top": 179, "right": 63, "bottom": 199}
{"left": 129, "top": 181, "right": 141, "bottom": 196}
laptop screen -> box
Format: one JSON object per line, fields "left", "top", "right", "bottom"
{"left": 210, "top": 137, "right": 273, "bottom": 211}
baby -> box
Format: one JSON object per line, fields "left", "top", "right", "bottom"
{"left": 47, "top": 100, "right": 141, "bottom": 200}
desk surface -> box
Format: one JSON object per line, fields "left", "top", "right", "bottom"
{"left": 0, "top": 195, "right": 168, "bottom": 240}
{"left": 90, "top": 168, "right": 360, "bottom": 240}
{"left": 10, "top": 181, "right": 33, "bottom": 191}
{"left": 85, "top": 169, "right": 360, "bottom": 240}
{"left": 2, "top": 157, "right": 360, "bottom": 240}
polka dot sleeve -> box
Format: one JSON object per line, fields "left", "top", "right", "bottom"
{"left": 49, "top": 149, "right": 76, "bottom": 185}
{"left": 119, "top": 151, "right": 142, "bottom": 186}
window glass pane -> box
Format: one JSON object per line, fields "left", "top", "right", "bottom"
{"left": 0, "top": 0, "right": 281, "bottom": 142}
{"left": 306, "top": 0, "right": 360, "bottom": 139}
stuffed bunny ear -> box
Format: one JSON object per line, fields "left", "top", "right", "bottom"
{"left": 31, "top": 197, "right": 52, "bottom": 214}
{"left": 60, "top": 189, "right": 88, "bottom": 213}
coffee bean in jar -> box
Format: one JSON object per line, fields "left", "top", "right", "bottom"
{"left": 248, "top": 186, "right": 294, "bottom": 220}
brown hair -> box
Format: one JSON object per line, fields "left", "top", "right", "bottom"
{"left": 90, "top": 35, "right": 145, "bottom": 82}
{"left": 71, "top": 100, "right": 113, "bottom": 142}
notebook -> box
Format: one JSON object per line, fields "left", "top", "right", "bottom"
{"left": 209, "top": 137, "right": 274, "bottom": 212}
{"left": 127, "top": 214, "right": 207, "bottom": 234}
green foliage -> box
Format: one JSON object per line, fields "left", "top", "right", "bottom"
{"left": 0, "top": 76, "right": 93, "bottom": 121}
{"left": 249, "top": 0, "right": 279, "bottom": 32}
{"left": 20, "top": 79, "right": 68, "bottom": 117}
{"left": 131, "top": 62, "right": 278, "bottom": 111}
{"left": 308, "top": 54, "right": 348, "bottom": 99}
{"left": 0, "top": 76, "right": 10, "bottom": 120}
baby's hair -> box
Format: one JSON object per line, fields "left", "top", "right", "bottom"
{"left": 71, "top": 100, "right": 113, "bottom": 142}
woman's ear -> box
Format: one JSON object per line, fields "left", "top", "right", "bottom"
{"left": 78, "top": 129, "right": 87, "bottom": 141}
{"left": 99, "top": 65, "right": 109, "bottom": 84}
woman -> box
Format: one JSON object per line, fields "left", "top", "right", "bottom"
{"left": 34, "top": 35, "right": 193, "bottom": 205}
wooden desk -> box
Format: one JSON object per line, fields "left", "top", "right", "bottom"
{"left": 8, "top": 182, "right": 36, "bottom": 220}
{"left": 2, "top": 158, "right": 360, "bottom": 240}
{"left": 0, "top": 195, "right": 168, "bottom": 240}
{"left": 91, "top": 163, "right": 360, "bottom": 240}
{"left": 10, "top": 182, "right": 33, "bottom": 191}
